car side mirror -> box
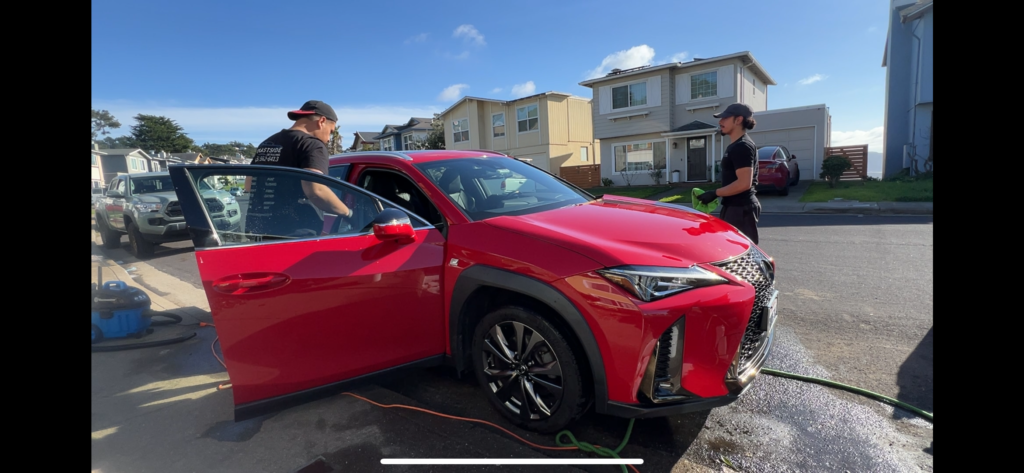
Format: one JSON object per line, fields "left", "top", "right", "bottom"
{"left": 107, "top": 190, "right": 123, "bottom": 198}
{"left": 789, "top": 155, "right": 796, "bottom": 161}
{"left": 372, "top": 208, "right": 416, "bottom": 243}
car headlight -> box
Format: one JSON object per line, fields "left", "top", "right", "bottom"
{"left": 222, "top": 196, "right": 236, "bottom": 205}
{"left": 134, "top": 202, "right": 162, "bottom": 212}
{"left": 596, "top": 265, "right": 729, "bottom": 302}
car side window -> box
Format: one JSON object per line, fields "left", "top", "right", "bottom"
{"left": 182, "top": 167, "right": 430, "bottom": 248}
{"left": 115, "top": 179, "right": 126, "bottom": 194}
{"left": 776, "top": 148, "right": 786, "bottom": 161}
{"left": 359, "top": 169, "right": 444, "bottom": 226}
{"left": 328, "top": 164, "right": 350, "bottom": 181}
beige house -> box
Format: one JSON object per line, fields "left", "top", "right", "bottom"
{"left": 437, "top": 91, "right": 599, "bottom": 174}
{"left": 578, "top": 51, "right": 831, "bottom": 185}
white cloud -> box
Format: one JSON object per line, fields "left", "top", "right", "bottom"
{"left": 511, "top": 81, "right": 536, "bottom": 98}
{"left": 453, "top": 24, "right": 485, "bottom": 46}
{"left": 445, "top": 51, "right": 470, "bottom": 60}
{"left": 438, "top": 84, "right": 469, "bottom": 102}
{"left": 584, "top": 45, "right": 656, "bottom": 79}
{"left": 491, "top": 87, "right": 503, "bottom": 93}
{"left": 90, "top": 100, "right": 441, "bottom": 150}
{"left": 867, "top": 26, "right": 879, "bottom": 33}
{"left": 667, "top": 52, "right": 689, "bottom": 63}
{"left": 798, "top": 74, "right": 828, "bottom": 85}
{"left": 831, "top": 126, "right": 884, "bottom": 152}
{"left": 405, "top": 33, "right": 428, "bottom": 44}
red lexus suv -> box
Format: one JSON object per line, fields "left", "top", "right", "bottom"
{"left": 167, "top": 150, "right": 779, "bottom": 433}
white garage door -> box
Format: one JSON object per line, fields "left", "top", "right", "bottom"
{"left": 747, "top": 127, "right": 814, "bottom": 182}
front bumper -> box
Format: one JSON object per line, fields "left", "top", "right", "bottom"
{"left": 587, "top": 247, "right": 779, "bottom": 417}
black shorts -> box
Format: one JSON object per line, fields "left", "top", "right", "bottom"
{"left": 719, "top": 201, "right": 761, "bottom": 244}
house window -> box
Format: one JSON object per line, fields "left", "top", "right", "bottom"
{"left": 453, "top": 118, "right": 469, "bottom": 143}
{"left": 580, "top": 147, "right": 588, "bottom": 162}
{"left": 492, "top": 113, "right": 505, "bottom": 138}
{"left": 613, "top": 141, "right": 667, "bottom": 172}
{"left": 91, "top": 154, "right": 97, "bottom": 166}
{"left": 612, "top": 81, "right": 647, "bottom": 110}
{"left": 516, "top": 104, "right": 538, "bottom": 133}
{"left": 381, "top": 137, "right": 394, "bottom": 151}
{"left": 402, "top": 134, "right": 415, "bottom": 150}
{"left": 691, "top": 71, "right": 718, "bottom": 99}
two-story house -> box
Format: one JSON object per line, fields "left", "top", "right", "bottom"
{"left": 96, "top": 148, "right": 155, "bottom": 186}
{"left": 349, "top": 131, "right": 380, "bottom": 151}
{"left": 92, "top": 142, "right": 106, "bottom": 189}
{"left": 882, "top": 0, "right": 932, "bottom": 178}
{"left": 579, "top": 51, "right": 831, "bottom": 186}
{"left": 437, "top": 91, "right": 599, "bottom": 174}
{"left": 374, "top": 117, "right": 433, "bottom": 151}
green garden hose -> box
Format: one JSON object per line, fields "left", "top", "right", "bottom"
{"left": 556, "top": 418, "right": 636, "bottom": 473}
{"left": 761, "top": 368, "right": 933, "bottom": 423}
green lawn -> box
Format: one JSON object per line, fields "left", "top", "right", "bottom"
{"left": 583, "top": 186, "right": 671, "bottom": 199}
{"left": 800, "top": 179, "right": 933, "bottom": 202}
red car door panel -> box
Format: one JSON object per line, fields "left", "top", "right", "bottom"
{"left": 168, "top": 164, "right": 445, "bottom": 409}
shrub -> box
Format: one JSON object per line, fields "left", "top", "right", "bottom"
{"left": 601, "top": 177, "right": 614, "bottom": 187}
{"left": 820, "top": 155, "right": 852, "bottom": 188}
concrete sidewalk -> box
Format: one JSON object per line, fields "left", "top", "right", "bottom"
{"left": 641, "top": 181, "right": 933, "bottom": 215}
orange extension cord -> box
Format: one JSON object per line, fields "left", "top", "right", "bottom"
{"left": 199, "top": 322, "right": 641, "bottom": 473}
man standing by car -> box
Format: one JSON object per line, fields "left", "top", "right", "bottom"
{"left": 245, "top": 100, "right": 353, "bottom": 236}
{"left": 696, "top": 103, "right": 761, "bottom": 244}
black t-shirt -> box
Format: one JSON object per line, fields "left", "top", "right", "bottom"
{"left": 246, "top": 129, "right": 331, "bottom": 237}
{"left": 720, "top": 134, "right": 759, "bottom": 206}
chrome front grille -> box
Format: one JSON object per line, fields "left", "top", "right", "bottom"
{"left": 713, "top": 247, "right": 775, "bottom": 371}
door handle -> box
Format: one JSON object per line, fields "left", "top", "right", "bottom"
{"left": 213, "top": 273, "right": 291, "bottom": 294}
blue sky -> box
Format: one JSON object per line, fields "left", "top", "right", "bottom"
{"left": 92, "top": 0, "right": 890, "bottom": 158}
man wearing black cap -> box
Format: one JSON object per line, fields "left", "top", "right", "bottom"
{"left": 245, "top": 100, "right": 352, "bottom": 237}
{"left": 696, "top": 103, "right": 761, "bottom": 244}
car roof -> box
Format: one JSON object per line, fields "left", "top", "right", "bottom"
{"left": 125, "top": 171, "right": 171, "bottom": 178}
{"left": 328, "top": 149, "right": 512, "bottom": 166}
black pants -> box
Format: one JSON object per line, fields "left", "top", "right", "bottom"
{"left": 719, "top": 201, "right": 761, "bottom": 244}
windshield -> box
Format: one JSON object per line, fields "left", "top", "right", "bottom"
{"left": 130, "top": 176, "right": 175, "bottom": 195}
{"left": 757, "top": 147, "right": 777, "bottom": 160}
{"left": 415, "top": 157, "right": 593, "bottom": 221}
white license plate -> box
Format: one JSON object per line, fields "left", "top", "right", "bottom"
{"left": 761, "top": 291, "right": 778, "bottom": 331}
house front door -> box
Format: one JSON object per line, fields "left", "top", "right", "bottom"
{"left": 687, "top": 136, "right": 708, "bottom": 181}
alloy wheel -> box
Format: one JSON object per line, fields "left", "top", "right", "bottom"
{"left": 480, "top": 321, "right": 564, "bottom": 420}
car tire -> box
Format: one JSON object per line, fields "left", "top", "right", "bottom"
{"left": 778, "top": 183, "right": 789, "bottom": 196}
{"left": 127, "top": 222, "right": 156, "bottom": 258}
{"left": 97, "top": 217, "right": 121, "bottom": 249}
{"left": 471, "top": 305, "right": 588, "bottom": 433}
{"left": 790, "top": 168, "right": 800, "bottom": 186}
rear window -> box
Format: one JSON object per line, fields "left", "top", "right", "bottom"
{"left": 757, "top": 147, "right": 777, "bottom": 160}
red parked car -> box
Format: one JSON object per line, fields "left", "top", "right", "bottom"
{"left": 167, "top": 150, "right": 779, "bottom": 433}
{"left": 755, "top": 145, "right": 800, "bottom": 196}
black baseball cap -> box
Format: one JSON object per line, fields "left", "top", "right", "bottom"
{"left": 713, "top": 103, "right": 753, "bottom": 120}
{"left": 287, "top": 100, "right": 338, "bottom": 122}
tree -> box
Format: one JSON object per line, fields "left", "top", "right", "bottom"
{"left": 328, "top": 128, "right": 343, "bottom": 155}
{"left": 98, "top": 135, "right": 133, "bottom": 149}
{"left": 424, "top": 114, "right": 446, "bottom": 150}
{"left": 91, "top": 109, "right": 122, "bottom": 140}
{"left": 819, "top": 155, "right": 852, "bottom": 188}
{"left": 126, "top": 114, "right": 196, "bottom": 153}
{"left": 227, "top": 141, "right": 257, "bottom": 159}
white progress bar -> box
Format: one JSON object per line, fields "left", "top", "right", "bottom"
{"left": 382, "top": 459, "right": 643, "bottom": 465}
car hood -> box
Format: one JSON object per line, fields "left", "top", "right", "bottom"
{"left": 133, "top": 191, "right": 179, "bottom": 203}
{"left": 483, "top": 195, "right": 754, "bottom": 268}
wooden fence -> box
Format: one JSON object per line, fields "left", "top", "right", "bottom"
{"left": 823, "top": 145, "right": 868, "bottom": 180}
{"left": 559, "top": 164, "right": 602, "bottom": 188}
